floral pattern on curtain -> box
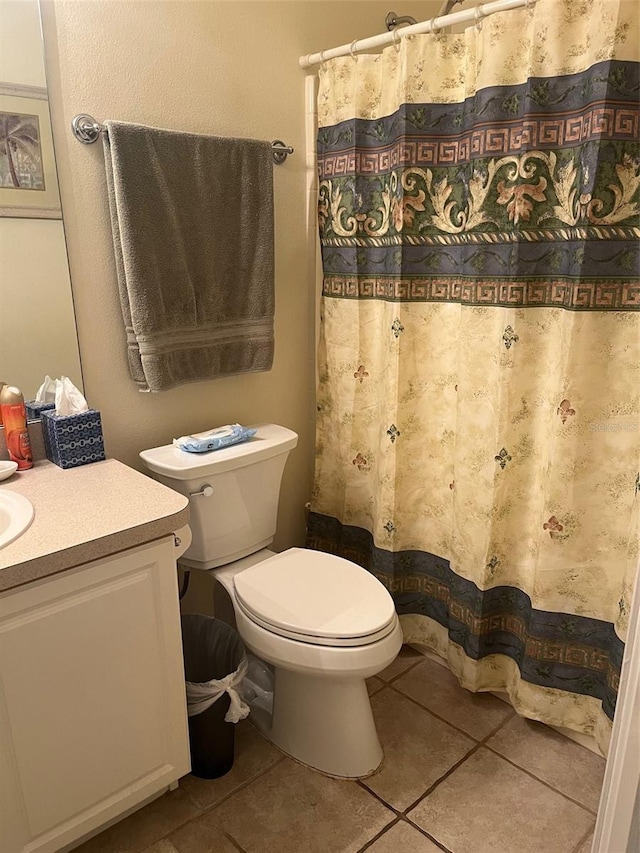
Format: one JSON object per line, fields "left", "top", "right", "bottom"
{"left": 307, "top": 0, "right": 640, "bottom": 754}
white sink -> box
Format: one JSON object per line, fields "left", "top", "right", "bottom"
{"left": 0, "top": 491, "right": 34, "bottom": 550}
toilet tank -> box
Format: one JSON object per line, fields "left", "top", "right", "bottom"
{"left": 140, "top": 424, "right": 298, "bottom": 569}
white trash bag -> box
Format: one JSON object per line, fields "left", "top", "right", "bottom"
{"left": 181, "top": 615, "right": 250, "bottom": 723}
{"left": 241, "top": 653, "right": 274, "bottom": 717}
{"left": 186, "top": 655, "right": 249, "bottom": 722}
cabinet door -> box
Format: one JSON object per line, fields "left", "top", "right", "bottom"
{"left": 0, "top": 538, "right": 190, "bottom": 853}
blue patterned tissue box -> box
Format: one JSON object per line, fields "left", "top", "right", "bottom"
{"left": 25, "top": 401, "right": 56, "bottom": 421}
{"left": 41, "top": 409, "right": 105, "bottom": 469}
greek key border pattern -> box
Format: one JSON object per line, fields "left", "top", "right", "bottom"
{"left": 323, "top": 275, "right": 640, "bottom": 310}
{"left": 318, "top": 105, "right": 639, "bottom": 177}
{"left": 383, "top": 572, "right": 618, "bottom": 691}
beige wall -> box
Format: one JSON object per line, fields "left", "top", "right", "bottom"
{"left": 40, "top": 0, "right": 434, "bottom": 552}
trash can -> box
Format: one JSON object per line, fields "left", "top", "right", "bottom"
{"left": 180, "top": 615, "right": 249, "bottom": 779}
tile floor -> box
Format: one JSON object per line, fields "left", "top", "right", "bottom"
{"left": 75, "top": 646, "right": 605, "bottom": 853}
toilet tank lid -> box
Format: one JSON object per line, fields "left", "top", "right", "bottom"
{"left": 139, "top": 423, "right": 298, "bottom": 480}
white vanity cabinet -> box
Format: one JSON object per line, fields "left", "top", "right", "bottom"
{"left": 0, "top": 536, "right": 190, "bottom": 853}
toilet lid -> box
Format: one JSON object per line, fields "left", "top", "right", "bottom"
{"left": 233, "top": 548, "right": 396, "bottom": 643}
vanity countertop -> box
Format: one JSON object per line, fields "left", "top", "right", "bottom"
{"left": 0, "top": 458, "right": 189, "bottom": 592}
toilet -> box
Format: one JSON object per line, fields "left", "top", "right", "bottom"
{"left": 140, "top": 424, "right": 402, "bottom": 778}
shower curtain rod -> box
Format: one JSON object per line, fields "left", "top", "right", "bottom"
{"left": 299, "top": 0, "right": 536, "bottom": 69}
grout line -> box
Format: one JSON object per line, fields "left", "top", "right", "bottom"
{"left": 355, "top": 779, "right": 457, "bottom": 853}
{"left": 483, "top": 743, "right": 599, "bottom": 816}
{"left": 570, "top": 823, "right": 595, "bottom": 853}
{"left": 400, "top": 816, "right": 456, "bottom": 853}
{"left": 370, "top": 656, "right": 599, "bottom": 847}
{"left": 223, "top": 829, "right": 249, "bottom": 853}
{"left": 356, "top": 779, "right": 402, "bottom": 817}
{"left": 477, "top": 706, "right": 518, "bottom": 741}
{"left": 360, "top": 676, "right": 519, "bottom": 824}
{"left": 401, "top": 706, "right": 518, "bottom": 816}
{"left": 126, "top": 795, "right": 208, "bottom": 853}
{"left": 379, "top": 657, "right": 424, "bottom": 686}
{"left": 403, "top": 739, "right": 485, "bottom": 815}
{"left": 166, "top": 758, "right": 288, "bottom": 851}
{"left": 386, "top": 681, "right": 489, "bottom": 742}
{"left": 187, "top": 754, "right": 287, "bottom": 816}
{"left": 356, "top": 705, "right": 503, "bottom": 820}
{"left": 356, "top": 816, "right": 402, "bottom": 852}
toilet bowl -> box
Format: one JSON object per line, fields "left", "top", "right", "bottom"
{"left": 140, "top": 425, "right": 402, "bottom": 778}
{"left": 213, "top": 548, "right": 402, "bottom": 777}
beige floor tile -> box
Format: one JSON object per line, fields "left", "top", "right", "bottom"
{"left": 486, "top": 715, "right": 605, "bottom": 812}
{"left": 378, "top": 645, "right": 424, "bottom": 682}
{"left": 209, "top": 756, "right": 394, "bottom": 853}
{"left": 168, "top": 817, "right": 243, "bottom": 853}
{"left": 367, "top": 676, "right": 385, "bottom": 696}
{"left": 73, "top": 788, "right": 199, "bottom": 853}
{"left": 394, "top": 657, "right": 513, "bottom": 739}
{"left": 366, "top": 821, "right": 443, "bottom": 852}
{"left": 180, "top": 720, "right": 282, "bottom": 810}
{"left": 576, "top": 832, "right": 594, "bottom": 853}
{"left": 363, "top": 688, "right": 474, "bottom": 811}
{"left": 141, "top": 843, "right": 180, "bottom": 853}
{"left": 408, "top": 748, "right": 594, "bottom": 853}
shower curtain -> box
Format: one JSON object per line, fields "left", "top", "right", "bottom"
{"left": 308, "top": 0, "right": 639, "bottom": 754}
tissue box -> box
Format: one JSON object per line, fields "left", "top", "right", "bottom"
{"left": 25, "top": 401, "right": 56, "bottom": 420}
{"left": 41, "top": 409, "right": 105, "bottom": 469}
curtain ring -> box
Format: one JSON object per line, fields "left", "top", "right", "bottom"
{"left": 319, "top": 50, "right": 326, "bottom": 64}
{"left": 392, "top": 27, "right": 402, "bottom": 52}
{"left": 349, "top": 39, "right": 359, "bottom": 60}
{"left": 430, "top": 16, "right": 441, "bottom": 34}
{"left": 475, "top": 6, "right": 484, "bottom": 30}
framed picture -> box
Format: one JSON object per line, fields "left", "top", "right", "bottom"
{"left": 0, "top": 83, "right": 61, "bottom": 219}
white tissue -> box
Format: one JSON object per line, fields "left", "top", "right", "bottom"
{"left": 35, "top": 375, "right": 58, "bottom": 403}
{"left": 55, "top": 376, "right": 89, "bottom": 416}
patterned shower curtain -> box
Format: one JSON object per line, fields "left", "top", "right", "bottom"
{"left": 307, "top": 0, "right": 639, "bottom": 754}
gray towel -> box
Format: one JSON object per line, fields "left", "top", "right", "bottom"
{"left": 103, "top": 120, "right": 274, "bottom": 392}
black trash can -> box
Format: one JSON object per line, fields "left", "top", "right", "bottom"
{"left": 180, "top": 614, "right": 247, "bottom": 779}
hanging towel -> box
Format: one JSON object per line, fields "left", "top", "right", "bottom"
{"left": 103, "top": 120, "right": 274, "bottom": 392}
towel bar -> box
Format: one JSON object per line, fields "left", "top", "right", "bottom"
{"left": 71, "top": 114, "right": 294, "bottom": 163}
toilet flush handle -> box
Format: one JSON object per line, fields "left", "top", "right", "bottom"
{"left": 189, "top": 484, "right": 214, "bottom": 498}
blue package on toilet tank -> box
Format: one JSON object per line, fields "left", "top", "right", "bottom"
{"left": 173, "top": 423, "right": 257, "bottom": 453}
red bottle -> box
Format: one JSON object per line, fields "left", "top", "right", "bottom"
{"left": 0, "top": 385, "right": 33, "bottom": 470}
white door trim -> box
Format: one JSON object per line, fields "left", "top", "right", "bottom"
{"left": 593, "top": 558, "right": 640, "bottom": 853}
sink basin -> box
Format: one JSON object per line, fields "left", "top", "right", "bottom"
{"left": 0, "top": 491, "right": 34, "bottom": 550}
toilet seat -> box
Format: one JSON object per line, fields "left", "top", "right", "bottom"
{"left": 233, "top": 547, "right": 397, "bottom": 648}
{"left": 235, "top": 596, "right": 398, "bottom": 647}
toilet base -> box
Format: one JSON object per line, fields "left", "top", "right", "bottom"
{"left": 211, "top": 558, "right": 401, "bottom": 779}
{"left": 266, "top": 668, "right": 383, "bottom": 779}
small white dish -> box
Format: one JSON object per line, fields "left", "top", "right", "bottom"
{"left": 0, "top": 489, "right": 34, "bottom": 549}
{"left": 0, "top": 461, "right": 19, "bottom": 481}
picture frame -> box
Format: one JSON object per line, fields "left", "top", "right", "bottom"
{"left": 0, "top": 82, "right": 61, "bottom": 219}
